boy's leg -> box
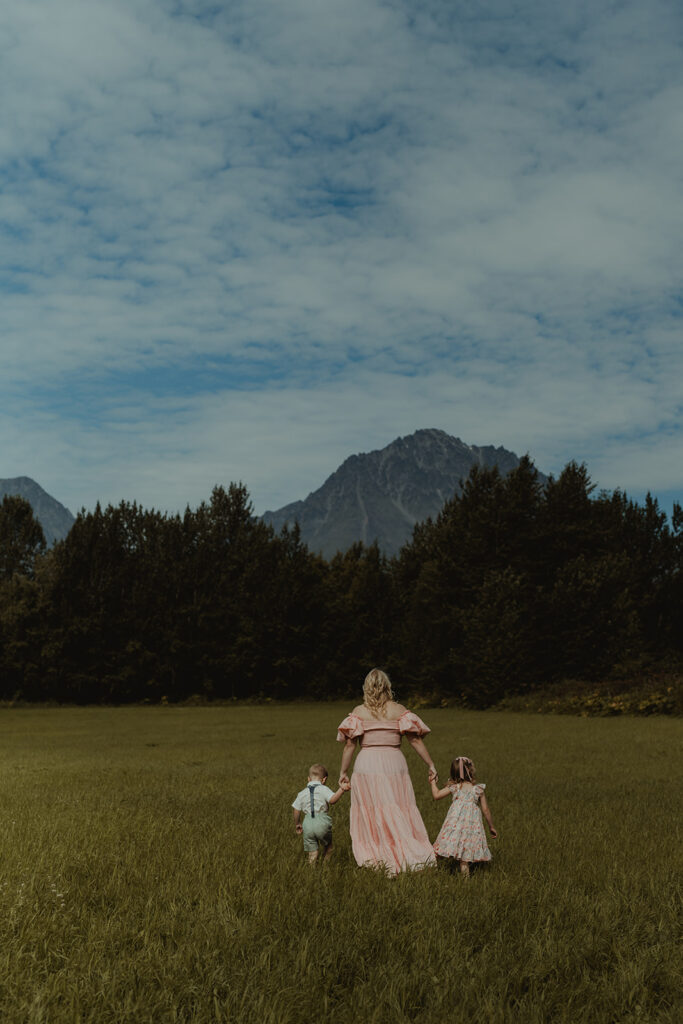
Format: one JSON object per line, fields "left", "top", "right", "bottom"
{"left": 302, "top": 818, "right": 320, "bottom": 863}
{"left": 311, "top": 815, "right": 333, "bottom": 862}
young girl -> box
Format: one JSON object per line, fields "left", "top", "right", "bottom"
{"left": 431, "top": 755, "right": 497, "bottom": 875}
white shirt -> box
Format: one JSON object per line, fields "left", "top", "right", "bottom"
{"left": 292, "top": 781, "right": 336, "bottom": 815}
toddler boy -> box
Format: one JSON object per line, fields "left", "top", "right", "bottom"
{"left": 292, "top": 763, "right": 349, "bottom": 864}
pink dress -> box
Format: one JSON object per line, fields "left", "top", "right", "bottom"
{"left": 432, "top": 782, "right": 491, "bottom": 862}
{"left": 337, "top": 711, "right": 437, "bottom": 875}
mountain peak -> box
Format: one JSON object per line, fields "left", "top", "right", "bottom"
{"left": 262, "top": 429, "right": 540, "bottom": 558}
{"left": 0, "top": 477, "right": 75, "bottom": 546}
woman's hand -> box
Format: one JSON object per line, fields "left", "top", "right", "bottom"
{"left": 339, "top": 772, "right": 350, "bottom": 788}
{"left": 428, "top": 765, "right": 438, "bottom": 783}
{"left": 339, "top": 737, "right": 356, "bottom": 786}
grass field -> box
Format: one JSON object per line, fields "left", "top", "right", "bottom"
{"left": 0, "top": 705, "right": 680, "bottom": 1023}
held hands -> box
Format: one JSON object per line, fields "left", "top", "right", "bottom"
{"left": 428, "top": 765, "right": 438, "bottom": 784}
{"left": 340, "top": 779, "right": 351, "bottom": 791}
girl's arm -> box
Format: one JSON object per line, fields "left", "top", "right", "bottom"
{"left": 406, "top": 735, "right": 438, "bottom": 780}
{"left": 480, "top": 794, "right": 497, "bottom": 838}
{"left": 430, "top": 777, "right": 452, "bottom": 800}
{"left": 339, "top": 738, "right": 357, "bottom": 786}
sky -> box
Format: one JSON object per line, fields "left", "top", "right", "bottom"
{"left": 1, "top": 0, "right": 681, "bottom": 520}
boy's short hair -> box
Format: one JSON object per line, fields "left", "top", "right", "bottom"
{"left": 309, "top": 763, "right": 328, "bottom": 780}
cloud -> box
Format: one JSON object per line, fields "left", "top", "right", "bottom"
{"left": 0, "top": 0, "right": 681, "bottom": 516}
{"left": 3, "top": 355, "right": 680, "bottom": 519}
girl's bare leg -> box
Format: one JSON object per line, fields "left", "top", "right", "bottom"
{"left": 459, "top": 860, "right": 470, "bottom": 877}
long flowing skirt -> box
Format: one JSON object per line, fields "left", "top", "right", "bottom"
{"left": 350, "top": 746, "right": 436, "bottom": 874}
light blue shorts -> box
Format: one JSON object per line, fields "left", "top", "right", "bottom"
{"left": 302, "top": 812, "right": 332, "bottom": 852}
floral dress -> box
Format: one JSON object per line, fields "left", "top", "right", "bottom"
{"left": 432, "top": 782, "right": 491, "bottom": 862}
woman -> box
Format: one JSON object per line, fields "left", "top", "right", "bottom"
{"left": 337, "top": 668, "right": 437, "bottom": 874}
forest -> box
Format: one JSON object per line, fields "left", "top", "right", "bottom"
{"left": 0, "top": 459, "right": 681, "bottom": 707}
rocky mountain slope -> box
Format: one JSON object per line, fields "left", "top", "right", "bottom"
{"left": 0, "top": 476, "right": 75, "bottom": 545}
{"left": 262, "top": 428, "right": 543, "bottom": 558}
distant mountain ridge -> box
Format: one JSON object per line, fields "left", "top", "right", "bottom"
{"left": 4, "top": 431, "right": 544, "bottom": 554}
{"left": 262, "top": 429, "right": 545, "bottom": 558}
{"left": 0, "top": 477, "right": 75, "bottom": 545}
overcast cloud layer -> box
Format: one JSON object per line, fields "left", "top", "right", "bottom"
{"left": 1, "top": 0, "right": 681, "bottom": 517}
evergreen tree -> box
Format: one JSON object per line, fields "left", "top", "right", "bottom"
{"left": 323, "top": 542, "right": 395, "bottom": 694}
{"left": 0, "top": 495, "right": 46, "bottom": 580}
{"left": 0, "top": 497, "right": 46, "bottom": 697}
{"left": 392, "top": 459, "right": 679, "bottom": 704}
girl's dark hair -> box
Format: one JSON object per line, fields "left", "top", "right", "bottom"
{"left": 449, "top": 756, "right": 475, "bottom": 784}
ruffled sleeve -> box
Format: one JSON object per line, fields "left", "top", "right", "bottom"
{"left": 336, "top": 714, "right": 365, "bottom": 742}
{"left": 474, "top": 783, "right": 486, "bottom": 799}
{"left": 397, "top": 710, "right": 431, "bottom": 737}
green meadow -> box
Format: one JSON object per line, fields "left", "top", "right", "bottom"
{"left": 0, "top": 705, "right": 680, "bottom": 1023}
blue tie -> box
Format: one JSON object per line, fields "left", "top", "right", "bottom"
{"left": 308, "top": 784, "right": 317, "bottom": 818}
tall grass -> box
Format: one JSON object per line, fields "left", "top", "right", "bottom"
{"left": 0, "top": 706, "right": 680, "bottom": 1022}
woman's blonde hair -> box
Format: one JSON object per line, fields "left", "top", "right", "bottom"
{"left": 363, "top": 668, "right": 394, "bottom": 718}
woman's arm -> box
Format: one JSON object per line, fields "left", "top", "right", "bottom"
{"left": 480, "top": 794, "right": 497, "bottom": 838}
{"left": 406, "top": 735, "right": 438, "bottom": 780}
{"left": 339, "top": 738, "right": 357, "bottom": 785}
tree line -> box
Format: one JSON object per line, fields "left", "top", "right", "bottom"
{"left": 0, "top": 459, "right": 680, "bottom": 706}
